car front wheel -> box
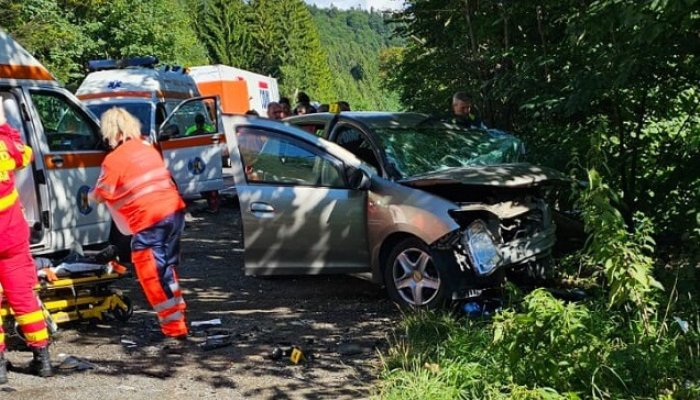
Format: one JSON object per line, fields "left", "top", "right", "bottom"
{"left": 384, "top": 238, "right": 447, "bottom": 308}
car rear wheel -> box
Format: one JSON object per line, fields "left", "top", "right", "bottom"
{"left": 384, "top": 238, "right": 446, "bottom": 308}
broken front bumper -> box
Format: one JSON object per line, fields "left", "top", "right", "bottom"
{"left": 431, "top": 224, "right": 556, "bottom": 300}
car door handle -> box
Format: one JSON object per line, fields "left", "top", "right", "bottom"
{"left": 51, "top": 156, "right": 64, "bottom": 167}
{"left": 211, "top": 136, "right": 220, "bottom": 144}
{"left": 250, "top": 202, "right": 275, "bottom": 213}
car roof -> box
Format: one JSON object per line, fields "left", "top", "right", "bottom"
{"left": 285, "top": 111, "right": 434, "bottom": 130}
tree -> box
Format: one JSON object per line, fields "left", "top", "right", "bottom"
{"left": 249, "top": 0, "right": 335, "bottom": 102}
{"left": 192, "top": 0, "right": 254, "bottom": 69}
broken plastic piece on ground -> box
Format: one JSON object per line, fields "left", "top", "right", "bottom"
{"left": 269, "top": 345, "right": 307, "bottom": 364}
{"left": 58, "top": 356, "right": 97, "bottom": 371}
{"left": 199, "top": 333, "right": 233, "bottom": 351}
{"left": 191, "top": 318, "right": 222, "bottom": 328}
{"left": 120, "top": 338, "right": 138, "bottom": 348}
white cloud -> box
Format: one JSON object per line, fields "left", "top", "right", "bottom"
{"left": 305, "top": 0, "right": 403, "bottom": 11}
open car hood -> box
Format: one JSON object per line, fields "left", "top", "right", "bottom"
{"left": 399, "top": 163, "right": 568, "bottom": 188}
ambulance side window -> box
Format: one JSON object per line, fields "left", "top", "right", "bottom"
{"left": 31, "top": 91, "right": 101, "bottom": 152}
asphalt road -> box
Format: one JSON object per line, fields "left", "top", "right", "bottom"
{"left": 2, "top": 199, "right": 398, "bottom": 399}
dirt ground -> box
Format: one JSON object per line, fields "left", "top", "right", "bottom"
{"left": 2, "top": 199, "right": 399, "bottom": 399}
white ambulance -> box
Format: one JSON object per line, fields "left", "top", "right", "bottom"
{"left": 1, "top": 29, "right": 112, "bottom": 255}
{"left": 189, "top": 65, "right": 280, "bottom": 116}
{"left": 76, "top": 61, "right": 224, "bottom": 199}
{"left": 1, "top": 30, "right": 224, "bottom": 256}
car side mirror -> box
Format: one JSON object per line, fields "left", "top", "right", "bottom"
{"left": 348, "top": 168, "right": 371, "bottom": 191}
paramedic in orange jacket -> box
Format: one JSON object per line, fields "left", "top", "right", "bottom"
{"left": 0, "top": 104, "right": 53, "bottom": 383}
{"left": 89, "top": 107, "right": 189, "bottom": 341}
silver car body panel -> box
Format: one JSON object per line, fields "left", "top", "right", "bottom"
{"left": 221, "top": 115, "right": 460, "bottom": 278}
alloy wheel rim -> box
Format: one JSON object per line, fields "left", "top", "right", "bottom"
{"left": 392, "top": 247, "right": 440, "bottom": 306}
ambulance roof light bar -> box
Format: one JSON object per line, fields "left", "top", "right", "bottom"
{"left": 87, "top": 56, "right": 159, "bottom": 72}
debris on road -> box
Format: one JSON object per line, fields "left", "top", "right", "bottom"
{"left": 58, "top": 355, "right": 97, "bottom": 371}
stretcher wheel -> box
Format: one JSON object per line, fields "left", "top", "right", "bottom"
{"left": 110, "top": 295, "right": 133, "bottom": 323}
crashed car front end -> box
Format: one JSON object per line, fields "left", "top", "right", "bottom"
{"left": 429, "top": 194, "right": 557, "bottom": 300}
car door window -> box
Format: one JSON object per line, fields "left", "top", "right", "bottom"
{"left": 162, "top": 98, "right": 218, "bottom": 138}
{"left": 31, "top": 91, "right": 102, "bottom": 151}
{"left": 335, "top": 125, "right": 380, "bottom": 173}
{"left": 237, "top": 127, "right": 345, "bottom": 187}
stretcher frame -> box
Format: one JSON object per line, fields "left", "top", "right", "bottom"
{"left": 1, "top": 272, "right": 133, "bottom": 335}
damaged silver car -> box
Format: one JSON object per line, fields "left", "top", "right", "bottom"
{"left": 222, "top": 111, "right": 565, "bottom": 308}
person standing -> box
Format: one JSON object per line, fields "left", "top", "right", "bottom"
{"left": 266, "top": 102, "right": 283, "bottom": 120}
{"left": 0, "top": 104, "right": 53, "bottom": 383}
{"left": 451, "top": 91, "right": 485, "bottom": 129}
{"left": 89, "top": 108, "right": 189, "bottom": 345}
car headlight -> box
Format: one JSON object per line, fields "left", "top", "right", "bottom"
{"left": 462, "top": 220, "right": 502, "bottom": 276}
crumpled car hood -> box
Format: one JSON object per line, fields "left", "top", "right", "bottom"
{"left": 399, "top": 163, "right": 568, "bottom": 188}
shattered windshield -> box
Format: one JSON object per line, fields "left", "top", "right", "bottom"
{"left": 374, "top": 122, "right": 524, "bottom": 178}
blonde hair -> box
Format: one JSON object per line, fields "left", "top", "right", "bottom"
{"left": 100, "top": 107, "right": 142, "bottom": 148}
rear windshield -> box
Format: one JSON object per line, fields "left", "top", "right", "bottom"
{"left": 88, "top": 102, "right": 152, "bottom": 136}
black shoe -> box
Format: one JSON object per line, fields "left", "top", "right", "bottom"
{"left": 29, "top": 347, "right": 53, "bottom": 378}
{"left": 0, "top": 352, "right": 8, "bottom": 384}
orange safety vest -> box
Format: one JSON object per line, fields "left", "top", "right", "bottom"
{"left": 92, "top": 139, "right": 184, "bottom": 234}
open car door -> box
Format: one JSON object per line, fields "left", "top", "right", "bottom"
{"left": 221, "top": 116, "right": 371, "bottom": 276}
{"left": 158, "top": 96, "right": 224, "bottom": 199}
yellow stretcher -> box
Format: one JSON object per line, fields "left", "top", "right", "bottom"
{"left": 1, "top": 259, "right": 133, "bottom": 338}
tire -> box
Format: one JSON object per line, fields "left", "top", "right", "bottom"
{"left": 383, "top": 237, "right": 447, "bottom": 309}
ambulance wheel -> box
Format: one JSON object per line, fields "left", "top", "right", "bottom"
{"left": 111, "top": 296, "right": 133, "bottom": 323}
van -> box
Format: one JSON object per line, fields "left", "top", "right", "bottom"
{"left": 1, "top": 29, "right": 112, "bottom": 255}
{"left": 189, "top": 65, "right": 279, "bottom": 117}
{"left": 76, "top": 60, "right": 224, "bottom": 199}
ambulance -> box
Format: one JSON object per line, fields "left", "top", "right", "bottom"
{"left": 76, "top": 60, "right": 224, "bottom": 199}
{"left": 1, "top": 30, "right": 224, "bottom": 256}
{"left": 1, "top": 29, "right": 112, "bottom": 255}
{"left": 189, "top": 65, "right": 279, "bottom": 116}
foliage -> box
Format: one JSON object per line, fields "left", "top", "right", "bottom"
{"left": 2, "top": 0, "right": 396, "bottom": 107}
{"left": 376, "top": 289, "right": 700, "bottom": 399}
{"left": 248, "top": 0, "right": 335, "bottom": 102}
{"left": 190, "top": 0, "right": 253, "bottom": 69}
{"left": 309, "top": 6, "right": 403, "bottom": 110}
{"left": 386, "top": 0, "right": 700, "bottom": 239}
{"left": 1, "top": 0, "right": 208, "bottom": 88}
{"left": 577, "top": 168, "right": 662, "bottom": 322}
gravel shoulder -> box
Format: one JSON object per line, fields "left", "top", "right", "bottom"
{"left": 2, "top": 200, "right": 399, "bottom": 399}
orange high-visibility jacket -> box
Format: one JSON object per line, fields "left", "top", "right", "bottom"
{"left": 92, "top": 139, "right": 184, "bottom": 234}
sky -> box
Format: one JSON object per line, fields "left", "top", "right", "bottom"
{"left": 304, "top": 0, "right": 403, "bottom": 11}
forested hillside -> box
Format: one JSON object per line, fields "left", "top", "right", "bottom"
{"left": 0, "top": 0, "right": 400, "bottom": 109}
{"left": 309, "top": 6, "right": 402, "bottom": 110}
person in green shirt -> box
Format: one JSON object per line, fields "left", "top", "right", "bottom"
{"left": 184, "top": 113, "right": 215, "bottom": 136}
